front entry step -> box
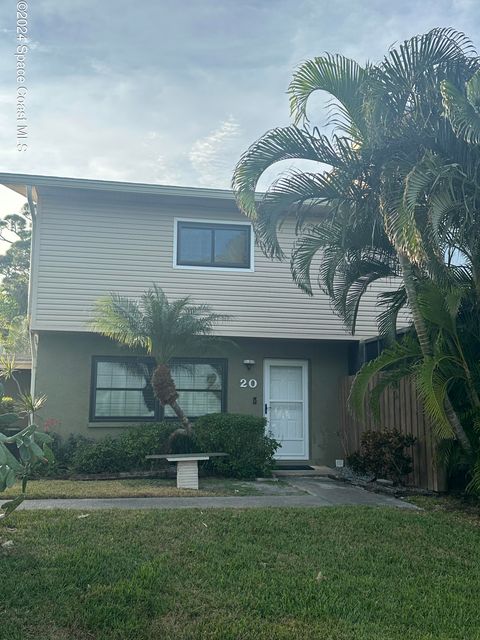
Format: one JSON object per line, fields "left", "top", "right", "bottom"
{"left": 274, "top": 465, "right": 314, "bottom": 471}
{"left": 274, "top": 465, "right": 333, "bottom": 477}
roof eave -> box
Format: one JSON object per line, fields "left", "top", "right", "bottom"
{"left": 0, "top": 172, "right": 237, "bottom": 200}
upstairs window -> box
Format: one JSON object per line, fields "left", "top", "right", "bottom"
{"left": 175, "top": 220, "right": 252, "bottom": 269}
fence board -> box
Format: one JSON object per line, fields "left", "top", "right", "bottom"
{"left": 339, "top": 375, "right": 446, "bottom": 492}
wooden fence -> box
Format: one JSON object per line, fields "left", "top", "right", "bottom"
{"left": 339, "top": 376, "right": 446, "bottom": 492}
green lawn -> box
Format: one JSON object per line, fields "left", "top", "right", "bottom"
{"left": 2, "top": 477, "right": 295, "bottom": 499}
{"left": 2, "top": 504, "right": 480, "bottom": 639}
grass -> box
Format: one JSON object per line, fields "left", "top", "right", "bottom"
{"left": 2, "top": 504, "right": 480, "bottom": 639}
{"left": 409, "top": 492, "right": 480, "bottom": 519}
{"left": 1, "top": 477, "right": 295, "bottom": 499}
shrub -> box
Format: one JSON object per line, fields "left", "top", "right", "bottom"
{"left": 70, "top": 423, "right": 178, "bottom": 474}
{"left": 43, "top": 415, "right": 279, "bottom": 478}
{"left": 117, "top": 422, "right": 178, "bottom": 467}
{"left": 0, "top": 396, "right": 15, "bottom": 415}
{"left": 193, "top": 413, "right": 279, "bottom": 478}
{"left": 71, "top": 436, "right": 125, "bottom": 474}
{"left": 32, "top": 433, "right": 96, "bottom": 478}
{"left": 168, "top": 429, "right": 196, "bottom": 454}
{"left": 347, "top": 429, "right": 416, "bottom": 484}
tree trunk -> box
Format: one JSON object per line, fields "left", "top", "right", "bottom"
{"left": 398, "top": 252, "right": 472, "bottom": 455}
{"left": 151, "top": 363, "right": 193, "bottom": 435}
{"left": 169, "top": 400, "right": 192, "bottom": 436}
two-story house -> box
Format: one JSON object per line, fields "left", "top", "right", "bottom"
{"left": 0, "top": 172, "right": 385, "bottom": 466}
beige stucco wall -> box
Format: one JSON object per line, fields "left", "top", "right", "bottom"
{"left": 34, "top": 331, "right": 350, "bottom": 466}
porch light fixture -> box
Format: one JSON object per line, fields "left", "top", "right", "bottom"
{"left": 243, "top": 359, "right": 255, "bottom": 370}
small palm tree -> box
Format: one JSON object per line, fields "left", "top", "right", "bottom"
{"left": 91, "top": 285, "right": 228, "bottom": 435}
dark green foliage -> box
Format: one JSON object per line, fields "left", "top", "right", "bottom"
{"left": 117, "top": 423, "right": 178, "bottom": 464}
{"left": 54, "top": 433, "right": 93, "bottom": 468}
{"left": 347, "top": 429, "right": 416, "bottom": 484}
{"left": 70, "top": 423, "right": 178, "bottom": 474}
{"left": 71, "top": 437, "right": 126, "bottom": 474}
{"left": 168, "top": 429, "right": 196, "bottom": 454}
{"left": 59, "top": 414, "right": 278, "bottom": 478}
{"left": 0, "top": 384, "right": 19, "bottom": 432}
{"left": 0, "top": 396, "right": 15, "bottom": 415}
{"left": 25, "top": 411, "right": 279, "bottom": 478}
{"left": 32, "top": 433, "right": 93, "bottom": 478}
{"left": 193, "top": 413, "right": 279, "bottom": 478}
{"left": 0, "top": 204, "right": 31, "bottom": 320}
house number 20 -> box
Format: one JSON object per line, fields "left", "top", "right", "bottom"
{"left": 240, "top": 378, "right": 258, "bottom": 389}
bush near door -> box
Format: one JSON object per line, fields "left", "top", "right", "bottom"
{"left": 193, "top": 413, "right": 279, "bottom": 478}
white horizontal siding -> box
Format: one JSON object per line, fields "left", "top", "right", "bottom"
{"left": 32, "top": 186, "right": 400, "bottom": 339}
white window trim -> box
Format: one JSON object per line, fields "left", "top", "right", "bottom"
{"left": 173, "top": 217, "right": 255, "bottom": 272}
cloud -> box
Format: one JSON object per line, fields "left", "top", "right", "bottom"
{"left": 0, "top": 0, "right": 479, "bottom": 199}
{"left": 188, "top": 116, "right": 242, "bottom": 188}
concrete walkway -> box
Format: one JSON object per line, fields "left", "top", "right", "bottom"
{"left": 18, "top": 478, "right": 417, "bottom": 511}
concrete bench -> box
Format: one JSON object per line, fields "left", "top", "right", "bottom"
{"left": 146, "top": 453, "right": 227, "bottom": 490}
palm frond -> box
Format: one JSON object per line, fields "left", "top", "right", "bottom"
{"left": 92, "top": 285, "right": 229, "bottom": 365}
{"left": 288, "top": 54, "right": 369, "bottom": 139}
{"left": 253, "top": 169, "right": 355, "bottom": 259}
{"left": 368, "top": 366, "right": 413, "bottom": 421}
{"left": 349, "top": 335, "right": 421, "bottom": 420}
{"left": 466, "top": 458, "right": 480, "bottom": 494}
{"left": 403, "top": 150, "right": 451, "bottom": 220}
{"left": 380, "top": 176, "right": 425, "bottom": 263}
{"left": 332, "top": 256, "right": 396, "bottom": 333}
{"left": 414, "top": 355, "right": 457, "bottom": 439}
{"left": 376, "top": 288, "right": 409, "bottom": 340}
{"left": 91, "top": 294, "right": 149, "bottom": 352}
{"left": 375, "top": 28, "right": 475, "bottom": 120}
{"left": 232, "top": 126, "right": 339, "bottom": 220}
{"left": 442, "top": 72, "right": 480, "bottom": 144}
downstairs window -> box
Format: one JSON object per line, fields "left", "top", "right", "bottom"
{"left": 91, "top": 357, "right": 155, "bottom": 421}
{"left": 164, "top": 359, "right": 226, "bottom": 418}
{"left": 90, "top": 357, "right": 226, "bottom": 421}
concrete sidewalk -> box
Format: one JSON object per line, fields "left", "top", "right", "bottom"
{"left": 18, "top": 478, "right": 417, "bottom": 511}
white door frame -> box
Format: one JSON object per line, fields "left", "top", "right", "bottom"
{"left": 263, "top": 359, "right": 309, "bottom": 460}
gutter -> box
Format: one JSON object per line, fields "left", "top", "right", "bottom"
{"left": 25, "top": 185, "right": 37, "bottom": 400}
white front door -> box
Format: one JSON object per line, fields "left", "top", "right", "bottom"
{"left": 264, "top": 359, "right": 309, "bottom": 460}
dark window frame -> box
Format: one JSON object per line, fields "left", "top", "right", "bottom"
{"left": 90, "top": 356, "right": 227, "bottom": 423}
{"left": 89, "top": 355, "right": 157, "bottom": 423}
{"left": 176, "top": 220, "right": 252, "bottom": 269}
{"left": 165, "top": 357, "right": 228, "bottom": 419}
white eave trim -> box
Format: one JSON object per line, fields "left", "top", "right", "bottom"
{"left": 0, "top": 172, "right": 238, "bottom": 201}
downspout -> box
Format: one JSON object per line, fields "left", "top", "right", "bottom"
{"left": 25, "top": 186, "right": 37, "bottom": 405}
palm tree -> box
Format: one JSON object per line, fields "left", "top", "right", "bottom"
{"left": 232, "top": 28, "right": 479, "bottom": 454}
{"left": 441, "top": 69, "right": 480, "bottom": 144}
{"left": 91, "top": 285, "right": 228, "bottom": 435}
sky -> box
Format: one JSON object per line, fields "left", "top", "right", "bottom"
{"left": 0, "top": 0, "right": 480, "bottom": 228}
